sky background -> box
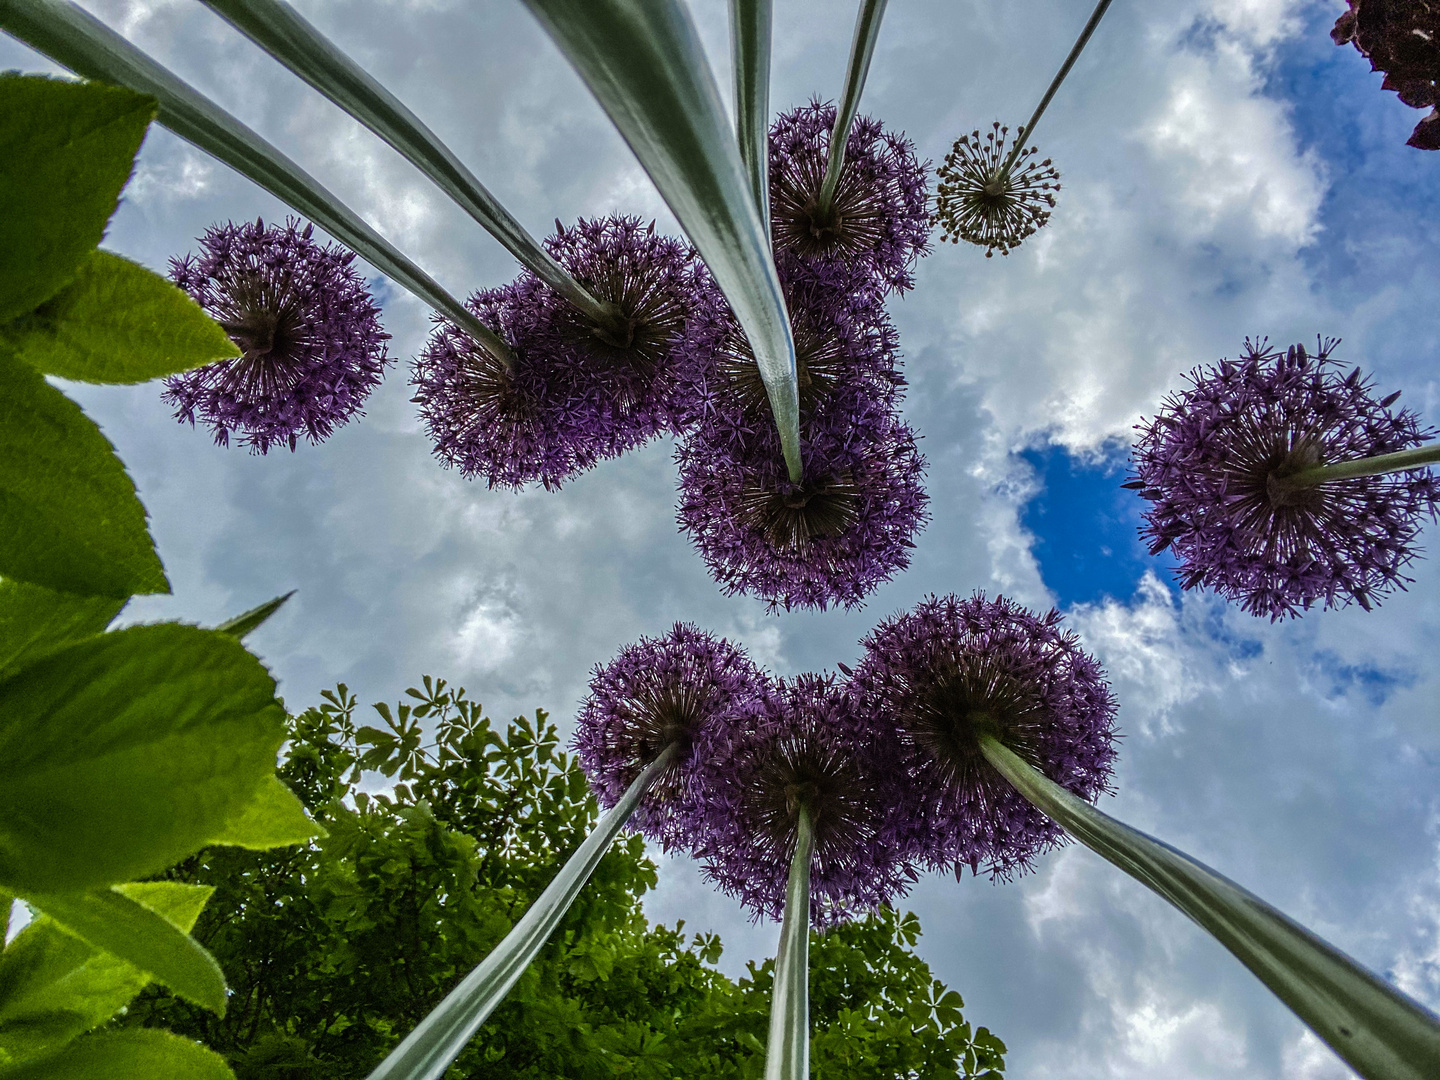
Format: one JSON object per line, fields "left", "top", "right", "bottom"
{"left": 6, "top": 0, "right": 1440, "bottom": 1076}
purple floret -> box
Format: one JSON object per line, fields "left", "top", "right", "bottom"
{"left": 850, "top": 593, "right": 1119, "bottom": 882}
{"left": 769, "top": 100, "right": 931, "bottom": 298}
{"left": 411, "top": 215, "right": 720, "bottom": 490}
{"left": 163, "top": 218, "right": 391, "bottom": 453}
{"left": 573, "top": 623, "right": 771, "bottom": 851}
{"left": 696, "top": 672, "right": 916, "bottom": 926}
{"left": 1129, "top": 337, "right": 1440, "bottom": 620}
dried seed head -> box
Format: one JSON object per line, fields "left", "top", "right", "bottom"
{"left": 932, "top": 123, "right": 1061, "bottom": 257}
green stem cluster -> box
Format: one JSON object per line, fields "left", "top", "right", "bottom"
{"left": 1277, "top": 444, "right": 1440, "bottom": 490}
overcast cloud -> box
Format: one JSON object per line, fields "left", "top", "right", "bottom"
{"left": 5, "top": 0, "right": 1439, "bottom": 1076}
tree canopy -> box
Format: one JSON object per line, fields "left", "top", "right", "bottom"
{"left": 122, "top": 677, "right": 1007, "bottom": 1079}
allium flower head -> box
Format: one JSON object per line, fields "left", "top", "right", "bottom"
{"left": 163, "top": 218, "right": 390, "bottom": 453}
{"left": 768, "top": 100, "right": 931, "bottom": 297}
{"left": 850, "top": 593, "right": 1118, "bottom": 881}
{"left": 676, "top": 400, "right": 929, "bottom": 613}
{"left": 697, "top": 672, "right": 915, "bottom": 926}
{"left": 412, "top": 215, "right": 717, "bottom": 489}
{"left": 1333, "top": 0, "right": 1440, "bottom": 150}
{"left": 933, "top": 123, "right": 1060, "bottom": 257}
{"left": 1128, "top": 337, "right": 1440, "bottom": 620}
{"left": 573, "top": 623, "right": 770, "bottom": 850}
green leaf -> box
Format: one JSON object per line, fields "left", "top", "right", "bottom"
{"left": 981, "top": 735, "right": 1440, "bottom": 1080}
{"left": 729, "top": 0, "right": 772, "bottom": 225}
{"left": 0, "top": 579, "right": 123, "bottom": 682}
{"left": 0, "top": 73, "right": 154, "bottom": 324}
{"left": 209, "top": 775, "right": 324, "bottom": 849}
{"left": 214, "top": 590, "right": 294, "bottom": 640}
{"left": 0, "top": 351, "right": 167, "bottom": 599}
{"left": 0, "top": 0, "right": 510, "bottom": 364}
{"left": 20, "top": 886, "right": 223, "bottom": 1015}
{"left": 0, "top": 250, "right": 238, "bottom": 384}
{"left": 0, "top": 623, "right": 285, "bottom": 892}
{"left": 0, "top": 1027, "right": 233, "bottom": 1080}
{"left": 520, "top": 0, "right": 802, "bottom": 480}
{"left": 815, "top": 0, "right": 889, "bottom": 216}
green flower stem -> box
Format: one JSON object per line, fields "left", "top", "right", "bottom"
{"left": 521, "top": 0, "right": 802, "bottom": 482}
{"left": 978, "top": 734, "right": 1440, "bottom": 1080}
{"left": 730, "top": 0, "right": 773, "bottom": 227}
{"left": 765, "top": 802, "right": 814, "bottom": 1080}
{"left": 0, "top": 0, "right": 513, "bottom": 368}
{"left": 366, "top": 743, "right": 679, "bottom": 1080}
{"left": 998, "top": 0, "right": 1114, "bottom": 179}
{"left": 814, "top": 0, "right": 888, "bottom": 220}
{"left": 1277, "top": 444, "right": 1440, "bottom": 489}
{"left": 195, "top": 0, "right": 615, "bottom": 330}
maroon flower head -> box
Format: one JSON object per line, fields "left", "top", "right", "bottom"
{"left": 769, "top": 100, "right": 932, "bottom": 298}
{"left": 163, "top": 218, "right": 391, "bottom": 453}
{"left": 573, "top": 623, "right": 770, "bottom": 850}
{"left": 933, "top": 123, "right": 1060, "bottom": 258}
{"left": 1128, "top": 338, "right": 1440, "bottom": 620}
{"left": 1333, "top": 0, "right": 1440, "bottom": 150}
{"left": 412, "top": 215, "right": 719, "bottom": 490}
{"left": 697, "top": 672, "right": 916, "bottom": 926}
{"left": 850, "top": 593, "right": 1119, "bottom": 882}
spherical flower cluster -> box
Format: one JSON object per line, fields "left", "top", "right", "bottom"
{"left": 1128, "top": 338, "right": 1440, "bottom": 620}
{"left": 933, "top": 123, "right": 1060, "bottom": 257}
{"left": 768, "top": 100, "right": 931, "bottom": 297}
{"left": 696, "top": 672, "right": 916, "bottom": 926}
{"left": 851, "top": 593, "right": 1118, "bottom": 881}
{"left": 1332, "top": 0, "right": 1440, "bottom": 150}
{"left": 573, "top": 623, "right": 770, "bottom": 850}
{"left": 412, "top": 215, "right": 717, "bottom": 489}
{"left": 163, "top": 218, "right": 391, "bottom": 453}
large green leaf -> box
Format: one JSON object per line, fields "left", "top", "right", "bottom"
{"left": 0, "top": 1027, "right": 233, "bottom": 1080}
{"left": 729, "top": 0, "right": 772, "bottom": 224}
{"left": 0, "top": 351, "right": 166, "bottom": 599}
{"left": 0, "top": 623, "right": 285, "bottom": 893}
{"left": 0, "top": 250, "right": 237, "bottom": 383}
{"left": 0, "top": 884, "right": 212, "bottom": 1061}
{"left": 0, "top": 73, "right": 153, "bottom": 324}
{"left": 520, "top": 0, "right": 802, "bottom": 481}
{"left": 980, "top": 736, "right": 1440, "bottom": 1080}
{"left": 0, "top": 579, "right": 123, "bottom": 682}
{"left": 0, "top": 0, "right": 510, "bottom": 364}
{"left": 208, "top": 775, "right": 324, "bottom": 849}
{"left": 21, "top": 885, "right": 223, "bottom": 1015}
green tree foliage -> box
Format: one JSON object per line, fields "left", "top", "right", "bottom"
{"left": 123, "top": 678, "right": 1007, "bottom": 1079}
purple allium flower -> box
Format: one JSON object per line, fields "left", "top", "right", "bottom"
{"left": 676, "top": 401, "right": 929, "bottom": 613}
{"left": 573, "top": 623, "right": 771, "bottom": 850}
{"left": 850, "top": 593, "right": 1119, "bottom": 882}
{"left": 162, "top": 218, "right": 391, "bottom": 453}
{"left": 412, "top": 215, "right": 719, "bottom": 490}
{"left": 768, "top": 100, "right": 931, "bottom": 297}
{"left": 1128, "top": 337, "right": 1440, "bottom": 620}
{"left": 696, "top": 672, "right": 915, "bottom": 926}
{"left": 933, "top": 123, "right": 1061, "bottom": 257}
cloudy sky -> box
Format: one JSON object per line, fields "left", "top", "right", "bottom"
{"left": 6, "top": 0, "right": 1439, "bottom": 1075}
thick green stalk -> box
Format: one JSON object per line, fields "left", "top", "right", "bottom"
{"left": 730, "top": 0, "right": 772, "bottom": 227}
{"left": 1277, "top": 444, "right": 1440, "bottom": 489}
{"left": 999, "top": 0, "right": 1114, "bottom": 178}
{"left": 366, "top": 744, "right": 678, "bottom": 1080}
{"left": 814, "top": 0, "right": 888, "bottom": 219}
{"left": 765, "top": 803, "right": 814, "bottom": 1080}
{"left": 520, "top": 0, "right": 802, "bottom": 482}
{"left": 196, "top": 0, "right": 613, "bottom": 327}
{"left": 979, "top": 735, "right": 1440, "bottom": 1080}
{"left": 0, "top": 0, "right": 512, "bottom": 367}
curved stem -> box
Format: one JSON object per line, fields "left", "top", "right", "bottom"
{"left": 1279, "top": 444, "right": 1440, "bottom": 489}
{"left": 999, "top": 0, "right": 1114, "bottom": 178}
{"left": 815, "top": 0, "right": 889, "bottom": 218}
{"left": 978, "top": 735, "right": 1440, "bottom": 1080}
{"left": 730, "top": 0, "right": 772, "bottom": 229}
{"left": 365, "top": 744, "right": 679, "bottom": 1080}
{"left": 765, "top": 803, "right": 814, "bottom": 1080}
{"left": 195, "top": 0, "right": 611, "bottom": 328}
{"left": 0, "top": 0, "right": 513, "bottom": 370}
